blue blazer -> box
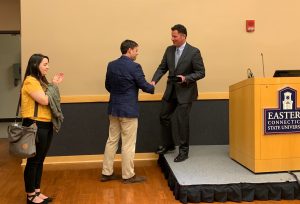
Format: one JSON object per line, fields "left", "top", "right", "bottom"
{"left": 105, "top": 55, "right": 154, "bottom": 118}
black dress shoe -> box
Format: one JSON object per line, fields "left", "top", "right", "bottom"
{"left": 156, "top": 146, "right": 175, "bottom": 154}
{"left": 174, "top": 153, "right": 188, "bottom": 162}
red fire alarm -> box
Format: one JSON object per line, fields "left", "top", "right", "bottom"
{"left": 246, "top": 20, "right": 255, "bottom": 32}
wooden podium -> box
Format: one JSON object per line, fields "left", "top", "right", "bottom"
{"left": 229, "top": 77, "right": 300, "bottom": 173}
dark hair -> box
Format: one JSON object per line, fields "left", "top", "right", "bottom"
{"left": 120, "top": 40, "right": 138, "bottom": 54}
{"left": 24, "top": 53, "right": 49, "bottom": 87}
{"left": 171, "top": 24, "right": 187, "bottom": 36}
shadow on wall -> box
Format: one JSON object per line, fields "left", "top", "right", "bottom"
{"left": 0, "top": 34, "right": 21, "bottom": 138}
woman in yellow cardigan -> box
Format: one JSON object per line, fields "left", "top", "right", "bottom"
{"left": 21, "top": 54, "right": 64, "bottom": 204}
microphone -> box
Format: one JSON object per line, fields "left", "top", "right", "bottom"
{"left": 247, "top": 68, "right": 254, "bottom": 78}
{"left": 261, "top": 53, "right": 265, "bottom": 77}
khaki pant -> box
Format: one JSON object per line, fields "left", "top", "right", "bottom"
{"left": 102, "top": 115, "right": 138, "bottom": 179}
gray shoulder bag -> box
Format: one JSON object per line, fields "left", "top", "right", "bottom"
{"left": 7, "top": 96, "right": 38, "bottom": 158}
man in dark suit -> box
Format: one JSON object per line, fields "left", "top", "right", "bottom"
{"left": 151, "top": 24, "right": 205, "bottom": 162}
{"left": 101, "top": 40, "right": 154, "bottom": 183}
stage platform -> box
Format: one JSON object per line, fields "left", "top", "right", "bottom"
{"left": 158, "top": 145, "right": 300, "bottom": 203}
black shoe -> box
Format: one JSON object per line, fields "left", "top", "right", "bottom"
{"left": 174, "top": 153, "right": 188, "bottom": 162}
{"left": 122, "top": 175, "right": 146, "bottom": 184}
{"left": 36, "top": 192, "right": 53, "bottom": 203}
{"left": 27, "top": 194, "right": 48, "bottom": 204}
{"left": 156, "top": 145, "right": 175, "bottom": 154}
{"left": 100, "top": 174, "right": 120, "bottom": 182}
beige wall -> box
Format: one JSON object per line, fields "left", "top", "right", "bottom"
{"left": 20, "top": 0, "right": 300, "bottom": 97}
{"left": 0, "top": 0, "right": 20, "bottom": 31}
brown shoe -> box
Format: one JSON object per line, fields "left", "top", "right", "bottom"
{"left": 122, "top": 175, "right": 146, "bottom": 184}
{"left": 100, "top": 174, "right": 120, "bottom": 182}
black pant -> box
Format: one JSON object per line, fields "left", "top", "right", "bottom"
{"left": 23, "top": 119, "right": 53, "bottom": 193}
{"left": 160, "top": 98, "right": 192, "bottom": 155}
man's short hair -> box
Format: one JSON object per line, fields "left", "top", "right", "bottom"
{"left": 120, "top": 40, "right": 138, "bottom": 54}
{"left": 171, "top": 24, "right": 187, "bottom": 36}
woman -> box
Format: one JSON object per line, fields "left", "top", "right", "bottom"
{"left": 21, "top": 54, "right": 64, "bottom": 204}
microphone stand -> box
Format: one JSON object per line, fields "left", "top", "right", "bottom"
{"left": 261, "top": 53, "right": 265, "bottom": 77}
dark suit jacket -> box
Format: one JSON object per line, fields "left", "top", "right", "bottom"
{"left": 105, "top": 55, "right": 154, "bottom": 118}
{"left": 152, "top": 43, "right": 205, "bottom": 103}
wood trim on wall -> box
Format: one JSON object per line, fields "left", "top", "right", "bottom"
{"left": 21, "top": 153, "right": 158, "bottom": 165}
{"left": 61, "top": 92, "right": 229, "bottom": 103}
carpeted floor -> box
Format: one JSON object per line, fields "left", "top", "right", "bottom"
{"left": 164, "top": 145, "right": 300, "bottom": 185}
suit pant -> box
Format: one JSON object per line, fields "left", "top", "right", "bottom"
{"left": 102, "top": 115, "right": 138, "bottom": 179}
{"left": 160, "top": 99, "right": 192, "bottom": 155}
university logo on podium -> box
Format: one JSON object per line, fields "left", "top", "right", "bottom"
{"left": 264, "top": 87, "right": 300, "bottom": 135}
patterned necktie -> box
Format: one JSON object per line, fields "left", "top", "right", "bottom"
{"left": 175, "top": 48, "right": 181, "bottom": 68}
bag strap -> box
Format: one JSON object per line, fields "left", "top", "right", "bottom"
{"left": 15, "top": 77, "right": 40, "bottom": 121}
{"left": 15, "top": 96, "right": 21, "bottom": 119}
{"left": 34, "top": 101, "right": 38, "bottom": 117}
{"left": 15, "top": 94, "right": 38, "bottom": 121}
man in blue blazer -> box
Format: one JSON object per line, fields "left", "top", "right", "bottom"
{"left": 101, "top": 40, "right": 154, "bottom": 183}
{"left": 151, "top": 24, "right": 205, "bottom": 162}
